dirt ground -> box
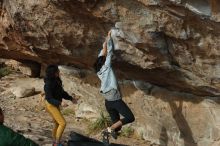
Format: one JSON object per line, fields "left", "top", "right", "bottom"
{"left": 0, "top": 71, "right": 151, "bottom": 146}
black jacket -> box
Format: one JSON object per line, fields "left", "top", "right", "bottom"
{"left": 44, "top": 77, "right": 72, "bottom": 107}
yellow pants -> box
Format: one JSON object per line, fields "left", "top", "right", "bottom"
{"left": 45, "top": 101, "right": 66, "bottom": 141}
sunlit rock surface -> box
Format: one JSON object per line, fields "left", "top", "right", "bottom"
{"left": 1, "top": 1, "right": 220, "bottom": 145}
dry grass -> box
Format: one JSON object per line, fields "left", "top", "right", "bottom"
{"left": 120, "top": 126, "right": 134, "bottom": 137}
{"left": 88, "top": 111, "right": 111, "bottom": 134}
{"left": 62, "top": 108, "right": 75, "bottom": 116}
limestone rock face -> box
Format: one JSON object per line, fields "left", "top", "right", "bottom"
{"left": 1, "top": 1, "right": 220, "bottom": 145}
{"left": 59, "top": 72, "right": 220, "bottom": 146}
{"left": 0, "top": 0, "right": 106, "bottom": 67}
{"left": 57, "top": 68, "right": 220, "bottom": 146}
{"left": 128, "top": 85, "right": 220, "bottom": 146}
{"left": 1, "top": 0, "right": 220, "bottom": 96}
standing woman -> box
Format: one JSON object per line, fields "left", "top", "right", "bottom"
{"left": 44, "top": 65, "right": 77, "bottom": 146}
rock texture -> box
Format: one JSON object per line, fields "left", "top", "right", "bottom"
{"left": 1, "top": 67, "right": 220, "bottom": 146}
{"left": 0, "top": 69, "right": 149, "bottom": 146}
{"left": 5, "top": 59, "right": 40, "bottom": 77}
{"left": 10, "top": 86, "right": 36, "bottom": 98}
{"left": 0, "top": 0, "right": 220, "bottom": 96}
{"left": 60, "top": 66, "right": 220, "bottom": 146}
{"left": 1, "top": 0, "right": 220, "bottom": 146}
{"left": 130, "top": 84, "right": 220, "bottom": 146}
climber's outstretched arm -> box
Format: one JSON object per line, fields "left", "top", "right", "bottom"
{"left": 100, "top": 31, "right": 111, "bottom": 57}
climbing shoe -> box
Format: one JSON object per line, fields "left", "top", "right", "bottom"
{"left": 107, "top": 127, "right": 117, "bottom": 139}
{"left": 102, "top": 129, "right": 110, "bottom": 146}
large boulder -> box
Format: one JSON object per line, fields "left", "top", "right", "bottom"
{"left": 0, "top": 0, "right": 220, "bottom": 96}
{"left": 129, "top": 87, "right": 220, "bottom": 146}
{"left": 60, "top": 74, "right": 220, "bottom": 146}
{"left": 1, "top": 1, "right": 220, "bottom": 145}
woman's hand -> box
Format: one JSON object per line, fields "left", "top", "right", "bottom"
{"left": 108, "top": 30, "right": 111, "bottom": 37}
{"left": 102, "top": 41, "right": 107, "bottom": 49}
{"left": 72, "top": 95, "right": 80, "bottom": 104}
{"left": 72, "top": 98, "right": 78, "bottom": 104}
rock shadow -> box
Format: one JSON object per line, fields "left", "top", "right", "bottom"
{"left": 169, "top": 101, "right": 197, "bottom": 146}
{"left": 68, "top": 132, "right": 128, "bottom": 146}
{"left": 115, "top": 61, "right": 220, "bottom": 103}
{"left": 159, "top": 127, "right": 168, "bottom": 146}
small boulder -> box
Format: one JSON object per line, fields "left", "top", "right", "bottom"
{"left": 75, "top": 103, "right": 99, "bottom": 120}
{"left": 10, "top": 86, "right": 36, "bottom": 98}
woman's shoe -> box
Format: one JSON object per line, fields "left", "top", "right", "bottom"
{"left": 102, "top": 129, "right": 110, "bottom": 146}
{"left": 107, "top": 127, "right": 117, "bottom": 139}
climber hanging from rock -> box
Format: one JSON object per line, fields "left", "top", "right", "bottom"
{"left": 94, "top": 30, "right": 135, "bottom": 145}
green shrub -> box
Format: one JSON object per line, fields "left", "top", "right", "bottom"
{"left": 88, "top": 111, "right": 111, "bottom": 133}
{"left": 121, "top": 126, "right": 134, "bottom": 137}
{"left": 62, "top": 108, "right": 75, "bottom": 116}
{"left": 0, "top": 67, "right": 11, "bottom": 78}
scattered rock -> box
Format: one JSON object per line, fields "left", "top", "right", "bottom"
{"left": 10, "top": 86, "right": 36, "bottom": 98}
{"left": 75, "top": 103, "right": 99, "bottom": 120}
